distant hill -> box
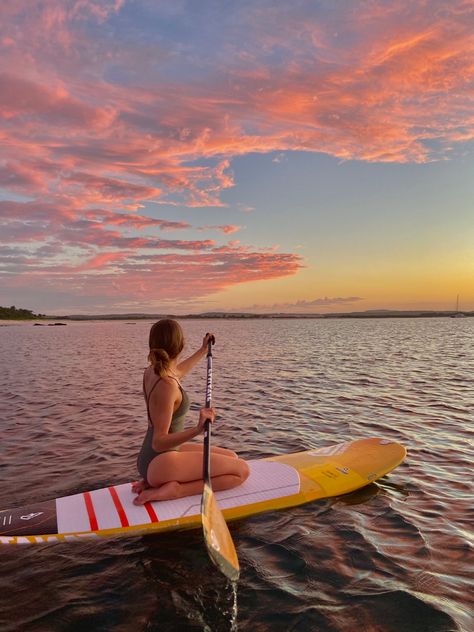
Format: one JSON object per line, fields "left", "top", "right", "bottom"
{"left": 44, "top": 309, "right": 473, "bottom": 320}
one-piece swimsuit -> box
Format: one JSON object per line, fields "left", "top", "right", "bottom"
{"left": 136, "top": 373, "right": 190, "bottom": 480}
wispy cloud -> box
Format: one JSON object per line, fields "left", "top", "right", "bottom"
{"left": 199, "top": 225, "right": 243, "bottom": 235}
{"left": 244, "top": 297, "right": 365, "bottom": 313}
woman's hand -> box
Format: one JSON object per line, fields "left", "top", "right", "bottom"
{"left": 196, "top": 407, "right": 216, "bottom": 434}
{"left": 176, "top": 333, "right": 215, "bottom": 377}
{"left": 201, "top": 332, "right": 215, "bottom": 351}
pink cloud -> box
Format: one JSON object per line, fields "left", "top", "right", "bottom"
{"left": 74, "top": 251, "right": 128, "bottom": 271}
{"left": 1, "top": 242, "right": 303, "bottom": 306}
{"left": 0, "top": 162, "right": 46, "bottom": 192}
{"left": 0, "top": 73, "right": 114, "bottom": 129}
{"left": 199, "top": 225, "right": 242, "bottom": 235}
{"left": 60, "top": 172, "right": 162, "bottom": 206}
{"left": 0, "top": 198, "right": 302, "bottom": 307}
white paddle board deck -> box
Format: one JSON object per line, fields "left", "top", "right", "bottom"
{"left": 0, "top": 437, "right": 406, "bottom": 544}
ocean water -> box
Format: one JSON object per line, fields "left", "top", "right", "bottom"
{"left": 0, "top": 317, "right": 472, "bottom": 632}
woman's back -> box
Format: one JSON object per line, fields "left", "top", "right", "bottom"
{"left": 137, "top": 370, "right": 190, "bottom": 479}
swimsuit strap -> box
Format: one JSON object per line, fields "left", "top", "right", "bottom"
{"left": 143, "top": 372, "right": 182, "bottom": 426}
{"left": 166, "top": 375, "right": 183, "bottom": 390}
{"left": 143, "top": 374, "right": 161, "bottom": 426}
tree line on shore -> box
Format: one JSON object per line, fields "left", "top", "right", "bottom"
{"left": 0, "top": 306, "right": 44, "bottom": 319}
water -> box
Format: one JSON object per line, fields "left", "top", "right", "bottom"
{"left": 0, "top": 318, "right": 472, "bottom": 631}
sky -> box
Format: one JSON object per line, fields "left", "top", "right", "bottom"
{"left": 1, "top": 0, "right": 473, "bottom": 315}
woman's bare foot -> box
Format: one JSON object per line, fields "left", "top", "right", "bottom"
{"left": 133, "top": 481, "right": 181, "bottom": 505}
{"left": 131, "top": 479, "right": 149, "bottom": 494}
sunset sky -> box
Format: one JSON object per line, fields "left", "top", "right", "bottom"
{"left": 1, "top": 0, "right": 473, "bottom": 314}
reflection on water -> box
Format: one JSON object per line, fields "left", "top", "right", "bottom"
{"left": 0, "top": 318, "right": 473, "bottom": 631}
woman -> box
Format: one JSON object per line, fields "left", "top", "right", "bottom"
{"left": 133, "top": 319, "right": 249, "bottom": 505}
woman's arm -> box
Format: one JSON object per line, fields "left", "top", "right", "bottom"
{"left": 149, "top": 378, "right": 214, "bottom": 452}
{"left": 176, "top": 333, "right": 214, "bottom": 378}
{"left": 152, "top": 406, "right": 215, "bottom": 452}
{"left": 152, "top": 424, "right": 201, "bottom": 452}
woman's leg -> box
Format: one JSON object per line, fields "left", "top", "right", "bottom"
{"left": 132, "top": 446, "right": 238, "bottom": 494}
{"left": 134, "top": 451, "right": 249, "bottom": 504}
{"left": 179, "top": 442, "right": 239, "bottom": 459}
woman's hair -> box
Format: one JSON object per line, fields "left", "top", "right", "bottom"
{"left": 148, "top": 319, "right": 184, "bottom": 377}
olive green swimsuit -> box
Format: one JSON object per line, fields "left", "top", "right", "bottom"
{"left": 137, "top": 374, "right": 190, "bottom": 481}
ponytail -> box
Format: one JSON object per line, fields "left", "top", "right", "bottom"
{"left": 148, "top": 347, "right": 171, "bottom": 377}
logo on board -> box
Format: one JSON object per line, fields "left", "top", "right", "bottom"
{"left": 20, "top": 512, "right": 44, "bottom": 521}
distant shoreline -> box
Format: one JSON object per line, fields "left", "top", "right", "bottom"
{"left": 48, "top": 308, "right": 474, "bottom": 320}
{"left": 2, "top": 310, "right": 472, "bottom": 323}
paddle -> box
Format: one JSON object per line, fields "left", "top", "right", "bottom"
{"left": 201, "top": 335, "right": 240, "bottom": 582}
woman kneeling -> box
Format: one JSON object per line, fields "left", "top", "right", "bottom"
{"left": 134, "top": 319, "right": 249, "bottom": 505}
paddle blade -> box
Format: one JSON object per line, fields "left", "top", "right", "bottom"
{"left": 201, "top": 483, "right": 239, "bottom": 582}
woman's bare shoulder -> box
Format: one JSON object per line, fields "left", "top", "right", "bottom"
{"left": 144, "top": 369, "right": 178, "bottom": 396}
{"left": 160, "top": 375, "right": 181, "bottom": 389}
{"left": 152, "top": 376, "right": 180, "bottom": 402}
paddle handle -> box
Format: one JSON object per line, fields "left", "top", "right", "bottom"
{"left": 203, "top": 336, "right": 214, "bottom": 485}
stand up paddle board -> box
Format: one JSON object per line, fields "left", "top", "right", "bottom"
{"left": 0, "top": 437, "right": 406, "bottom": 545}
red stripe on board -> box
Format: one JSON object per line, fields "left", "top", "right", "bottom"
{"left": 83, "top": 492, "right": 98, "bottom": 531}
{"left": 108, "top": 487, "right": 129, "bottom": 527}
{"left": 144, "top": 502, "right": 159, "bottom": 523}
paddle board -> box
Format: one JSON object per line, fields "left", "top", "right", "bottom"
{"left": 0, "top": 437, "right": 406, "bottom": 545}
